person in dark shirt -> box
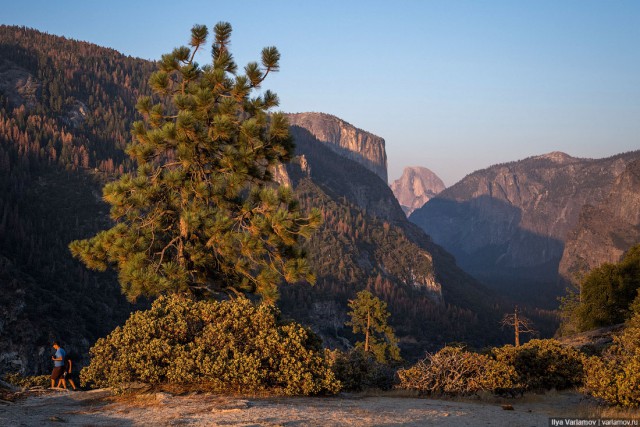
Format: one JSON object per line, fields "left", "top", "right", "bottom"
{"left": 50, "top": 341, "right": 66, "bottom": 389}
{"left": 57, "top": 355, "right": 78, "bottom": 391}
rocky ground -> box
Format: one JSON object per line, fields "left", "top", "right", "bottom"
{"left": 0, "top": 388, "right": 609, "bottom": 427}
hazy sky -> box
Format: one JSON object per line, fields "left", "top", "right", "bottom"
{"left": 3, "top": 1, "right": 639, "bottom": 185}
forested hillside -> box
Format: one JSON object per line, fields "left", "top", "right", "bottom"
{"left": 0, "top": 25, "right": 153, "bottom": 373}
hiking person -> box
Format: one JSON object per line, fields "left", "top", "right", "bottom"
{"left": 50, "top": 341, "right": 66, "bottom": 389}
{"left": 57, "top": 355, "right": 78, "bottom": 390}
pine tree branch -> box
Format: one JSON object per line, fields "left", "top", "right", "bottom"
{"left": 155, "top": 236, "right": 181, "bottom": 272}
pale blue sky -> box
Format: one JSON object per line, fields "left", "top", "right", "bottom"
{"left": 3, "top": 1, "right": 639, "bottom": 185}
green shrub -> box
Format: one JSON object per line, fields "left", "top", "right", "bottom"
{"left": 80, "top": 294, "right": 340, "bottom": 395}
{"left": 3, "top": 373, "right": 50, "bottom": 388}
{"left": 492, "top": 339, "right": 585, "bottom": 391}
{"left": 326, "top": 348, "right": 396, "bottom": 391}
{"left": 397, "top": 346, "right": 517, "bottom": 395}
{"left": 584, "top": 314, "right": 640, "bottom": 408}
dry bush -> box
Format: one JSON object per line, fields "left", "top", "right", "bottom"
{"left": 397, "top": 346, "right": 517, "bottom": 396}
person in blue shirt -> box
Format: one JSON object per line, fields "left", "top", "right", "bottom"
{"left": 50, "top": 341, "right": 66, "bottom": 389}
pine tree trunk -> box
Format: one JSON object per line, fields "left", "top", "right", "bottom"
{"left": 365, "top": 309, "right": 370, "bottom": 353}
{"left": 178, "top": 216, "right": 187, "bottom": 266}
{"left": 514, "top": 307, "right": 520, "bottom": 347}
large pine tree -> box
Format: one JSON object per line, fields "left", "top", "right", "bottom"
{"left": 70, "top": 22, "right": 320, "bottom": 302}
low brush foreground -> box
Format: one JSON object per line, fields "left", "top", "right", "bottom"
{"left": 3, "top": 300, "right": 640, "bottom": 425}
{"left": 80, "top": 294, "right": 339, "bottom": 395}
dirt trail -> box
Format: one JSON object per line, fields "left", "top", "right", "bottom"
{"left": 0, "top": 388, "right": 591, "bottom": 426}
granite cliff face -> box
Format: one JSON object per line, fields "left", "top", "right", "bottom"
{"left": 559, "top": 159, "right": 640, "bottom": 284}
{"left": 391, "top": 166, "right": 446, "bottom": 216}
{"left": 286, "top": 112, "right": 388, "bottom": 183}
{"left": 287, "top": 125, "right": 405, "bottom": 223}
{"left": 410, "top": 151, "right": 640, "bottom": 306}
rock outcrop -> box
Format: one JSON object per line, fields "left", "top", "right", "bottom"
{"left": 391, "top": 166, "right": 446, "bottom": 216}
{"left": 287, "top": 112, "right": 388, "bottom": 183}
{"left": 559, "top": 159, "right": 640, "bottom": 283}
{"left": 410, "top": 150, "right": 640, "bottom": 306}
{"left": 0, "top": 59, "right": 40, "bottom": 110}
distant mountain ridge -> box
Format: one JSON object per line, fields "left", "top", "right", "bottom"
{"left": 410, "top": 150, "right": 640, "bottom": 306}
{"left": 286, "top": 112, "right": 388, "bottom": 183}
{"left": 559, "top": 159, "right": 640, "bottom": 283}
{"left": 391, "top": 166, "right": 446, "bottom": 216}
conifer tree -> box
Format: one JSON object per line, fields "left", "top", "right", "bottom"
{"left": 70, "top": 23, "right": 320, "bottom": 302}
{"left": 347, "top": 290, "right": 401, "bottom": 363}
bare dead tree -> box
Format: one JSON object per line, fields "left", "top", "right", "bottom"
{"left": 501, "top": 306, "right": 537, "bottom": 346}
